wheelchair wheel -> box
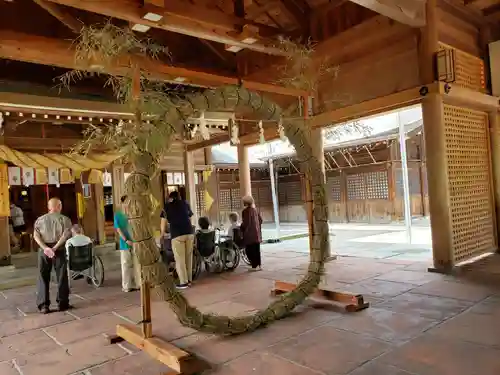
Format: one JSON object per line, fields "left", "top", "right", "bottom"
{"left": 240, "top": 247, "right": 251, "bottom": 266}
{"left": 192, "top": 249, "right": 202, "bottom": 280}
{"left": 86, "top": 255, "right": 104, "bottom": 288}
{"left": 223, "top": 244, "right": 240, "bottom": 271}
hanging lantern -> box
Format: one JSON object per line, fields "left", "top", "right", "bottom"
{"left": 229, "top": 115, "right": 239, "bottom": 145}
{"left": 258, "top": 120, "right": 265, "bottom": 144}
{"left": 277, "top": 116, "right": 286, "bottom": 142}
{"left": 199, "top": 111, "right": 210, "bottom": 140}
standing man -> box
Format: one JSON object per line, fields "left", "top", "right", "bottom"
{"left": 114, "top": 195, "right": 140, "bottom": 293}
{"left": 160, "top": 191, "right": 194, "bottom": 289}
{"left": 33, "top": 198, "right": 72, "bottom": 314}
{"left": 10, "top": 202, "right": 25, "bottom": 234}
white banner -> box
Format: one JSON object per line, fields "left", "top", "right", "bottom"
{"left": 22, "top": 168, "right": 35, "bottom": 186}
{"left": 8, "top": 166, "right": 21, "bottom": 186}
{"left": 103, "top": 171, "right": 112, "bottom": 187}
{"left": 48, "top": 167, "right": 60, "bottom": 186}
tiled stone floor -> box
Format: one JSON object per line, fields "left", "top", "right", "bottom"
{"left": 0, "top": 249, "right": 499, "bottom": 375}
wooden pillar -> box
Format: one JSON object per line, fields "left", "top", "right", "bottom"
{"left": 203, "top": 148, "right": 219, "bottom": 224}
{"left": 112, "top": 164, "right": 125, "bottom": 210}
{"left": 0, "top": 160, "right": 11, "bottom": 266}
{"left": 422, "top": 93, "right": 453, "bottom": 270}
{"left": 237, "top": 144, "right": 252, "bottom": 198}
{"left": 418, "top": 0, "right": 438, "bottom": 86}
{"left": 93, "top": 182, "right": 106, "bottom": 245}
{"left": 183, "top": 147, "right": 198, "bottom": 224}
{"left": 489, "top": 112, "right": 500, "bottom": 250}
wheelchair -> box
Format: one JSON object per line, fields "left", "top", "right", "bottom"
{"left": 196, "top": 227, "right": 240, "bottom": 273}
{"left": 66, "top": 243, "right": 105, "bottom": 288}
{"left": 160, "top": 234, "right": 202, "bottom": 282}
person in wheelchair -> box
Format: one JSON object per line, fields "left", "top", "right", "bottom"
{"left": 195, "top": 216, "right": 216, "bottom": 257}
{"left": 65, "top": 225, "right": 92, "bottom": 280}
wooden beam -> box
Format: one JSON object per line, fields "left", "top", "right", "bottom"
{"left": 0, "top": 31, "right": 308, "bottom": 97}
{"left": 4, "top": 136, "right": 81, "bottom": 150}
{"left": 348, "top": 0, "right": 426, "bottom": 27}
{"left": 308, "top": 86, "right": 423, "bottom": 129}
{"left": 428, "top": 82, "right": 500, "bottom": 112}
{"left": 32, "top": 0, "right": 82, "bottom": 33}
{"left": 45, "top": 0, "right": 288, "bottom": 56}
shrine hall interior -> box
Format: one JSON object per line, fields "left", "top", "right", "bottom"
{"left": 0, "top": 0, "right": 500, "bottom": 273}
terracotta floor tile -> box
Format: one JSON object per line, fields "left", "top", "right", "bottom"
{"left": 0, "top": 329, "right": 59, "bottom": 362}
{"left": 172, "top": 306, "right": 339, "bottom": 365}
{"left": 43, "top": 312, "right": 124, "bottom": 345}
{"left": 269, "top": 324, "right": 391, "bottom": 374}
{"left": 348, "top": 279, "right": 416, "bottom": 299}
{"left": 349, "top": 362, "right": 419, "bottom": 375}
{"left": 410, "top": 279, "right": 494, "bottom": 302}
{"left": 213, "top": 351, "right": 321, "bottom": 375}
{"left": 327, "top": 307, "right": 438, "bottom": 343}
{"left": 376, "top": 292, "right": 473, "bottom": 321}
{"left": 374, "top": 270, "right": 444, "bottom": 286}
{"left": 427, "top": 310, "right": 500, "bottom": 348}
{"left": 468, "top": 295, "right": 500, "bottom": 316}
{"left": 0, "top": 308, "right": 23, "bottom": 321}
{"left": 0, "top": 360, "right": 20, "bottom": 375}
{"left": 67, "top": 294, "right": 140, "bottom": 318}
{"left": 89, "top": 352, "right": 172, "bottom": 374}
{"left": 0, "top": 311, "right": 75, "bottom": 338}
{"left": 16, "top": 334, "right": 127, "bottom": 375}
{"left": 378, "top": 334, "right": 500, "bottom": 375}
{"left": 200, "top": 300, "right": 257, "bottom": 317}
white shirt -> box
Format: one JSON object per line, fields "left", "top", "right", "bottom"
{"left": 65, "top": 234, "right": 93, "bottom": 252}
{"left": 10, "top": 205, "right": 24, "bottom": 227}
{"left": 227, "top": 223, "right": 239, "bottom": 240}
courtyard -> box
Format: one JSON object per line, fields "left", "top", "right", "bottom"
{"left": 0, "top": 239, "right": 499, "bottom": 375}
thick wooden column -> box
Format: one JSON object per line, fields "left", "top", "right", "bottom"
{"left": 421, "top": 94, "right": 453, "bottom": 270}
{"left": 112, "top": 164, "right": 125, "bottom": 210}
{"left": 203, "top": 148, "right": 219, "bottom": 224}
{"left": 0, "top": 160, "right": 11, "bottom": 266}
{"left": 237, "top": 144, "right": 252, "bottom": 198}
{"left": 93, "top": 182, "right": 106, "bottom": 245}
{"left": 489, "top": 112, "right": 500, "bottom": 250}
{"left": 183, "top": 147, "right": 198, "bottom": 223}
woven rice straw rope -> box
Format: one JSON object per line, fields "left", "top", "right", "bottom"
{"left": 124, "top": 85, "right": 329, "bottom": 335}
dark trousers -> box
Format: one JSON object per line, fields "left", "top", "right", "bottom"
{"left": 245, "top": 243, "right": 261, "bottom": 268}
{"left": 36, "top": 247, "right": 70, "bottom": 309}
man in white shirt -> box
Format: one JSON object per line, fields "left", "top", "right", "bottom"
{"left": 10, "top": 203, "right": 25, "bottom": 233}
{"left": 65, "top": 224, "right": 93, "bottom": 250}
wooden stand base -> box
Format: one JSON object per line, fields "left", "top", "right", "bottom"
{"left": 108, "top": 324, "right": 197, "bottom": 374}
{"left": 271, "top": 281, "right": 369, "bottom": 312}
{"left": 108, "top": 282, "right": 199, "bottom": 374}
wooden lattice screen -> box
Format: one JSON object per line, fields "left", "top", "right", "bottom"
{"left": 278, "top": 180, "right": 303, "bottom": 205}
{"left": 326, "top": 175, "right": 341, "bottom": 202}
{"left": 347, "top": 172, "right": 388, "bottom": 200}
{"left": 439, "top": 43, "right": 486, "bottom": 92}
{"left": 195, "top": 186, "right": 206, "bottom": 217}
{"left": 443, "top": 104, "right": 495, "bottom": 263}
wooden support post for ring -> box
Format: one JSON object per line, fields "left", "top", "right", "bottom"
{"left": 271, "top": 281, "right": 369, "bottom": 312}
{"left": 107, "top": 282, "right": 199, "bottom": 374}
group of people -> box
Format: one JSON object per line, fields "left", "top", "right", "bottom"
{"left": 31, "top": 190, "right": 264, "bottom": 313}
{"left": 115, "top": 191, "right": 264, "bottom": 291}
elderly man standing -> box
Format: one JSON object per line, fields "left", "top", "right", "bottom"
{"left": 33, "top": 198, "right": 72, "bottom": 314}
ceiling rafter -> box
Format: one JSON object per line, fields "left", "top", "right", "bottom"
{"left": 0, "top": 30, "right": 308, "bottom": 96}
{"left": 43, "top": 0, "right": 291, "bottom": 56}
{"left": 32, "top": 0, "right": 82, "bottom": 33}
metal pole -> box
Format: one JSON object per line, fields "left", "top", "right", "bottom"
{"left": 269, "top": 155, "right": 280, "bottom": 240}
{"left": 398, "top": 112, "right": 412, "bottom": 244}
